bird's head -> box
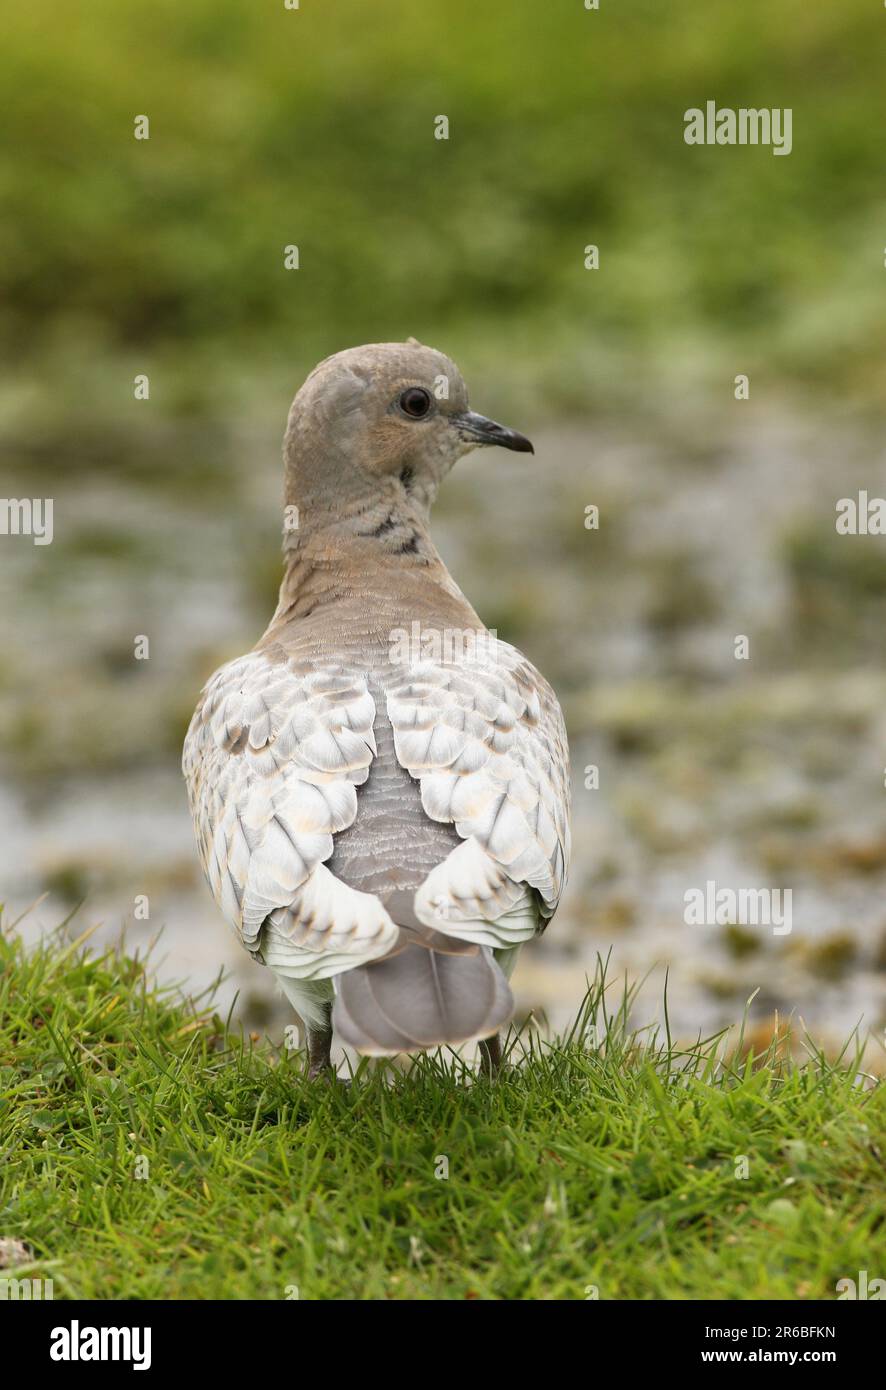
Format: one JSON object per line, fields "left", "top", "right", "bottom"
{"left": 283, "top": 340, "right": 533, "bottom": 517}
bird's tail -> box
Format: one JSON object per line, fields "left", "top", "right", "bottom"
{"left": 332, "top": 943, "right": 513, "bottom": 1056}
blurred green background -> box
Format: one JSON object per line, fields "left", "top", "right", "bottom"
{"left": 2, "top": 0, "right": 886, "bottom": 1055}
{"left": 3, "top": 0, "right": 886, "bottom": 428}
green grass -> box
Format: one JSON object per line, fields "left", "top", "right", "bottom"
{"left": 1, "top": 922, "right": 883, "bottom": 1300}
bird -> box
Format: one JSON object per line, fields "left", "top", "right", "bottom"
{"left": 182, "top": 340, "right": 571, "bottom": 1078}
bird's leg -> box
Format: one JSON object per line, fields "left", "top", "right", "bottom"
{"left": 306, "top": 1003, "right": 334, "bottom": 1080}
{"left": 478, "top": 1033, "right": 504, "bottom": 1078}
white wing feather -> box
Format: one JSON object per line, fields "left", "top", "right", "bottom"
{"left": 387, "top": 644, "right": 571, "bottom": 949}
{"left": 183, "top": 651, "right": 399, "bottom": 977}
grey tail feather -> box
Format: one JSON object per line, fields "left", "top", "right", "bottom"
{"left": 332, "top": 944, "right": 514, "bottom": 1056}
{"left": 382, "top": 889, "right": 480, "bottom": 958}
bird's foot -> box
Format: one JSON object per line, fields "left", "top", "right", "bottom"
{"left": 478, "top": 1034, "right": 508, "bottom": 1079}
{"left": 306, "top": 1062, "right": 350, "bottom": 1086}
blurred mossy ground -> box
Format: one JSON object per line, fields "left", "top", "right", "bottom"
{"left": 2, "top": 0, "right": 886, "bottom": 444}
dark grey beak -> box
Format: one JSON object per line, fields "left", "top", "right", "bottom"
{"left": 452, "top": 410, "right": 534, "bottom": 455}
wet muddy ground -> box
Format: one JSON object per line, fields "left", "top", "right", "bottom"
{"left": 4, "top": 402, "right": 885, "bottom": 1062}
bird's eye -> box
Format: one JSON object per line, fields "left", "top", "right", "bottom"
{"left": 399, "top": 387, "right": 432, "bottom": 419}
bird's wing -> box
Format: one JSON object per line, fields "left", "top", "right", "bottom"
{"left": 386, "top": 644, "right": 571, "bottom": 950}
{"left": 182, "top": 651, "right": 399, "bottom": 978}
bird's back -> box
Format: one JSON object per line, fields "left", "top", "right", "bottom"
{"left": 257, "top": 584, "right": 480, "bottom": 906}
{"left": 182, "top": 338, "right": 571, "bottom": 1064}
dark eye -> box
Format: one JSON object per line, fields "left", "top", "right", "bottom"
{"left": 399, "top": 387, "right": 432, "bottom": 419}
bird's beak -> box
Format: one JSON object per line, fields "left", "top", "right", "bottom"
{"left": 452, "top": 410, "right": 534, "bottom": 455}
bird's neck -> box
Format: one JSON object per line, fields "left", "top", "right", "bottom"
{"left": 269, "top": 491, "right": 473, "bottom": 631}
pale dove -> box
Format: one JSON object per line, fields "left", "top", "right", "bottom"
{"left": 183, "top": 341, "right": 571, "bottom": 1076}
